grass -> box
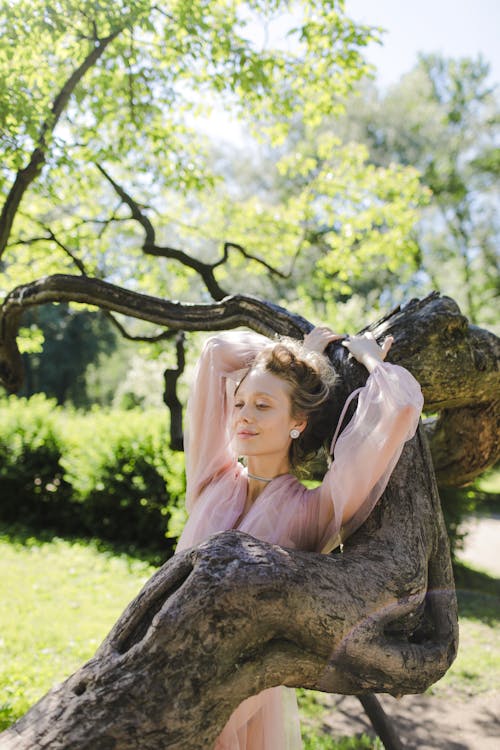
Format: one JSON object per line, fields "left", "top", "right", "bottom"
{"left": 298, "top": 689, "right": 383, "bottom": 749}
{"left": 426, "top": 562, "right": 500, "bottom": 696}
{"left": 0, "top": 527, "right": 155, "bottom": 730}
{"left": 0, "top": 525, "right": 498, "bottom": 749}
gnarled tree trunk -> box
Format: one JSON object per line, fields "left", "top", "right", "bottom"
{"left": 0, "top": 285, "right": 498, "bottom": 749}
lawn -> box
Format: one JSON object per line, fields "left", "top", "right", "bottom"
{"left": 0, "top": 527, "right": 155, "bottom": 730}
{"left": 0, "top": 526, "right": 498, "bottom": 749}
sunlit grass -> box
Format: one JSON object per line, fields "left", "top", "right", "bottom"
{"left": 0, "top": 529, "right": 154, "bottom": 729}
{"left": 427, "top": 563, "right": 500, "bottom": 696}
{"left": 430, "top": 616, "right": 500, "bottom": 695}
{"left": 476, "top": 465, "right": 500, "bottom": 495}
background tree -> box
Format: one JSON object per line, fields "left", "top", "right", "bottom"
{"left": 330, "top": 53, "right": 499, "bottom": 331}
{"left": 18, "top": 304, "right": 117, "bottom": 406}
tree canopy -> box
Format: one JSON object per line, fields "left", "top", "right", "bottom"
{"left": 0, "top": 0, "right": 428, "bottom": 356}
{"left": 0, "top": 0, "right": 498, "bottom": 477}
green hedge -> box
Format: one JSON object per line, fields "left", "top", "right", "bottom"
{"left": 0, "top": 395, "right": 185, "bottom": 558}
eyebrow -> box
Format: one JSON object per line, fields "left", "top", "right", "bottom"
{"left": 234, "top": 391, "right": 277, "bottom": 400}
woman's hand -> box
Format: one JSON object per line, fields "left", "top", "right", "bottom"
{"left": 342, "top": 332, "right": 393, "bottom": 372}
{"left": 303, "top": 326, "right": 344, "bottom": 353}
{"left": 304, "top": 327, "right": 393, "bottom": 372}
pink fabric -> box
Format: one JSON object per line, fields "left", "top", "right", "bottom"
{"left": 176, "top": 331, "right": 424, "bottom": 750}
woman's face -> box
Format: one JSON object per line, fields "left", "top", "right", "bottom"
{"left": 231, "top": 367, "right": 305, "bottom": 462}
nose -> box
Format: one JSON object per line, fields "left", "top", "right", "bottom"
{"left": 238, "top": 403, "right": 253, "bottom": 422}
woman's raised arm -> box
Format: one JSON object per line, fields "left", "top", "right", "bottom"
{"left": 184, "top": 331, "right": 270, "bottom": 509}
{"left": 317, "top": 359, "right": 424, "bottom": 553}
{"left": 302, "top": 328, "right": 423, "bottom": 553}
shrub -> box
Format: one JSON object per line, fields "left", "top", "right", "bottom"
{"left": 0, "top": 396, "right": 185, "bottom": 557}
{"left": 60, "top": 409, "right": 185, "bottom": 553}
{"left": 0, "top": 395, "right": 75, "bottom": 531}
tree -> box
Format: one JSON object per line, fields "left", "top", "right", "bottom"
{"left": 0, "top": 0, "right": 432, "bottom": 462}
{"left": 18, "top": 303, "right": 117, "bottom": 406}
{"left": 1, "top": 3, "right": 499, "bottom": 745}
{"left": 331, "top": 54, "right": 500, "bottom": 330}
{"left": 0, "top": 288, "right": 498, "bottom": 748}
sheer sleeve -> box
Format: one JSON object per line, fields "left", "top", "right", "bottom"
{"left": 184, "top": 330, "right": 270, "bottom": 510}
{"left": 316, "top": 361, "right": 424, "bottom": 553}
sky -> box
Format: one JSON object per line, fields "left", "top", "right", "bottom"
{"left": 345, "top": 0, "right": 500, "bottom": 88}
{"left": 202, "top": 1, "right": 500, "bottom": 143}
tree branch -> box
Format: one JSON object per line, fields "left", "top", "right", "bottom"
{"left": 163, "top": 332, "right": 186, "bottom": 451}
{"left": 0, "top": 277, "right": 498, "bottom": 485}
{"left": 95, "top": 171, "right": 293, "bottom": 296}
{"left": 96, "top": 164, "right": 156, "bottom": 245}
{"left": 0, "top": 29, "right": 123, "bottom": 260}
{"left": 8, "top": 225, "right": 90, "bottom": 277}
{"left": 103, "top": 312, "right": 179, "bottom": 344}
{"left": 96, "top": 164, "right": 229, "bottom": 300}
{"left": 0, "top": 273, "right": 310, "bottom": 391}
{"left": 212, "top": 241, "right": 290, "bottom": 279}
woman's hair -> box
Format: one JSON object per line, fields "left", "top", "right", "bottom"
{"left": 250, "top": 338, "right": 338, "bottom": 472}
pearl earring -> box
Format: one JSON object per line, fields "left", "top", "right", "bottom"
{"left": 290, "top": 428, "right": 300, "bottom": 439}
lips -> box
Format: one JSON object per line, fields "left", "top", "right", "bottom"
{"left": 237, "top": 430, "right": 258, "bottom": 438}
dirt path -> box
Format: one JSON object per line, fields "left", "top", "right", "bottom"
{"left": 322, "top": 690, "right": 500, "bottom": 749}
{"left": 456, "top": 514, "right": 500, "bottom": 577}
{"left": 321, "top": 515, "right": 500, "bottom": 749}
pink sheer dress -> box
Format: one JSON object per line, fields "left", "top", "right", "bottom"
{"left": 176, "top": 331, "right": 424, "bottom": 750}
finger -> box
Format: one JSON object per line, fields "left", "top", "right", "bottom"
{"left": 318, "top": 328, "right": 343, "bottom": 337}
{"left": 382, "top": 336, "right": 394, "bottom": 354}
{"left": 316, "top": 331, "right": 343, "bottom": 340}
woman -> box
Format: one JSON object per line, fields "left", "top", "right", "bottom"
{"left": 176, "top": 326, "right": 424, "bottom": 750}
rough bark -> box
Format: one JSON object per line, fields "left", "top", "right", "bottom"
{"left": 359, "top": 299, "right": 499, "bottom": 485}
{"left": 163, "top": 332, "right": 186, "bottom": 451}
{"left": 1, "top": 276, "right": 498, "bottom": 484}
{"left": 0, "top": 420, "right": 458, "bottom": 750}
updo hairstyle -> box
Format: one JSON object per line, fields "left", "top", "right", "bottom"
{"left": 251, "top": 338, "right": 338, "bottom": 471}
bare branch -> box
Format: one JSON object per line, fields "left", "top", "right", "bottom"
{"left": 0, "top": 272, "right": 310, "bottom": 391}
{"left": 212, "top": 241, "right": 290, "bottom": 279}
{"left": 45, "top": 231, "right": 88, "bottom": 275}
{"left": 103, "top": 312, "right": 178, "bottom": 343}
{"left": 94, "top": 172, "right": 294, "bottom": 295}
{"left": 96, "top": 165, "right": 229, "bottom": 300}
{"left": 8, "top": 229, "right": 87, "bottom": 275}
{"left": 163, "top": 332, "right": 186, "bottom": 450}
{"left": 96, "top": 164, "right": 156, "bottom": 245}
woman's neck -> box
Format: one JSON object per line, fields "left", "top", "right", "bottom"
{"left": 245, "top": 457, "right": 290, "bottom": 501}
